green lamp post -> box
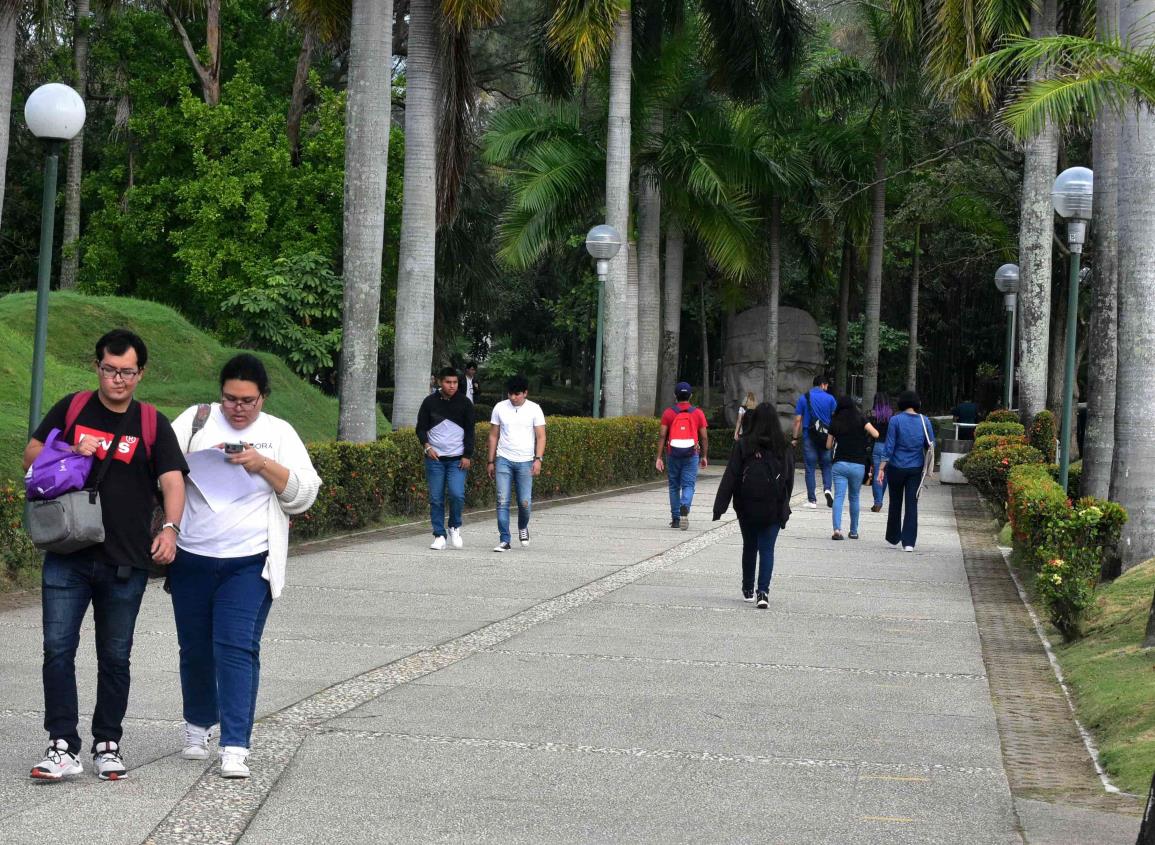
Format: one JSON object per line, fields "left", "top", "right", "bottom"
{"left": 585, "top": 224, "right": 622, "bottom": 419}
{"left": 1051, "top": 166, "right": 1093, "bottom": 494}
{"left": 24, "top": 83, "right": 87, "bottom": 436}
{"left": 994, "top": 263, "right": 1020, "bottom": 410}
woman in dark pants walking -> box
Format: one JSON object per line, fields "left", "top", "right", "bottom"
{"left": 713, "top": 403, "right": 795, "bottom": 609}
{"left": 877, "top": 390, "right": 935, "bottom": 551}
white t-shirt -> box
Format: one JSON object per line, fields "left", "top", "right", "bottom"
{"left": 490, "top": 399, "right": 546, "bottom": 462}
{"left": 175, "top": 405, "right": 276, "bottom": 558}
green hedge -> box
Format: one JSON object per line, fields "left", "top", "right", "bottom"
{"left": 1029, "top": 410, "right": 1057, "bottom": 462}
{"left": 973, "top": 434, "right": 1028, "bottom": 452}
{"left": 974, "top": 420, "right": 1026, "bottom": 439}
{"left": 985, "top": 409, "right": 1020, "bottom": 424}
{"left": 1, "top": 416, "right": 663, "bottom": 582}
{"left": 1005, "top": 463, "right": 1128, "bottom": 640}
{"left": 956, "top": 442, "right": 1045, "bottom": 507}
{"left": 1046, "top": 460, "right": 1082, "bottom": 499}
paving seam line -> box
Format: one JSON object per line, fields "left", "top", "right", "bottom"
{"left": 598, "top": 600, "right": 979, "bottom": 625}
{"left": 142, "top": 504, "right": 762, "bottom": 845}
{"left": 993, "top": 542, "right": 1132, "bottom": 798}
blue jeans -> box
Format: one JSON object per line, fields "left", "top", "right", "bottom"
{"left": 495, "top": 456, "right": 534, "bottom": 544}
{"left": 832, "top": 461, "right": 866, "bottom": 534}
{"left": 885, "top": 464, "right": 924, "bottom": 548}
{"left": 425, "top": 456, "right": 467, "bottom": 536}
{"left": 41, "top": 552, "right": 148, "bottom": 754}
{"left": 169, "top": 549, "right": 272, "bottom": 749}
{"left": 738, "top": 518, "right": 781, "bottom": 593}
{"left": 802, "top": 435, "right": 832, "bottom": 503}
{"left": 871, "top": 442, "right": 888, "bottom": 507}
{"left": 666, "top": 454, "right": 700, "bottom": 519}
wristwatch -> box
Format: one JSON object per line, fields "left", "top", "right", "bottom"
{"left": 534, "top": 456, "right": 544, "bottom": 463}
{"left": 161, "top": 522, "right": 180, "bottom": 535}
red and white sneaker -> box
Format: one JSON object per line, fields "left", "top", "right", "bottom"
{"left": 93, "top": 741, "right": 127, "bottom": 780}
{"left": 30, "top": 739, "right": 83, "bottom": 780}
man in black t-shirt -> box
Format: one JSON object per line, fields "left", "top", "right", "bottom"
{"left": 22, "top": 329, "right": 188, "bottom": 782}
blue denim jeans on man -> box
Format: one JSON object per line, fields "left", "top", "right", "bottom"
{"left": 41, "top": 552, "right": 148, "bottom": 754}
{"left": 738, "top": 518, "right": 781, "bottom": 594}
{"left": 832, "top": 461, "right": 866, "bottom": 534}
{"left": 495, "top": 456, "right": 534, "bottom": 544}
{"left": 666, "top": 453, "right": 700, "bottom": 520}
{"left": 801, "top": 434, "right": 832, "bottom": 503}
{"left": 424, "top": 456, "right": 467, "bottom": 537}
{"left": 871, "top": 441, "right": 888, "bottom": 507}
{"left": 169, "top": 549, "right": 273, "bottom": 749}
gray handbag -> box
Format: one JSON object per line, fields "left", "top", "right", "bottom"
{"left": 25, "top": 401, "right": 134, "bottom": 554}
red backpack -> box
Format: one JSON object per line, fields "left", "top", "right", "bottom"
{"left": 666, "top": 405, "right": 700, "bottom": 457}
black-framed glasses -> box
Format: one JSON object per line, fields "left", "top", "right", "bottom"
{"left": 221, "top": 393, "right": 262, "bottom": 409}
{"left": 97, "top": 365, "right": 141, "bottom": 381}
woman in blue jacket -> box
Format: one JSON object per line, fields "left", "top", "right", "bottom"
{"left": 876, "top": 390, "right": 935, "bottom": 551}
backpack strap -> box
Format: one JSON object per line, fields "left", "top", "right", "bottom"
{"left": 63, "top": 390, "right": 95, "bottom": 439}
{"left": 140, "top": 402, "right": 157, "bottom": 460}
{"left": 187, "top": 403, "right": 211, "bottom": 451}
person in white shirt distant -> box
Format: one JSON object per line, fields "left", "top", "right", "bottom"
{"left": 464, "top": 362, "right": 479, "bottom": 403}
{"left": 486, "top": 374, "right": 546, "bottom": 552}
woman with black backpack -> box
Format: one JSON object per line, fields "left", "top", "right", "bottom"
{"left": 712, "top": 403, "right": 796, "bottom": 609}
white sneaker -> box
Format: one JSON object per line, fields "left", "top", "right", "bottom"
{"left": 903, "top": 545, "right": 915, "bottom": 553}
{"left": 806, "top": 501, "right": 817, "bottom": 509}
{"left": 30, "top": 739, "right": 82, "bottom": 780}
{"left": 430, "top": 535, "right": 446, "bottom": 550}
{"left": 181, "top": 722, "right": 214, "bottom": 761}
{"left": 220, "top": 746, "right": 250, "bottom": 779}
{"left": 92, "top": 740, "right": 127, "bottom": 780}
{"left": 448, "top": 527, "right": 463, "bottom": 549}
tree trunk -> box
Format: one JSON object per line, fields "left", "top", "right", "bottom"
{"left": 1145, "top": 586, "right": 1155, "bottom": 648}
{"left": 637, "top": 144, "right": 662, "bottom": 416}
{"left": 906, "top": 223, "right": 920, "bottom": 390}
{"left": 1112, "top": 0, "right": 1155, "bottom": 568}
{"left": 60, "top": 0, "right": 91, "bottom": 289}
{"left": 0, "top": 0, "right": 18, "bottom": 232}
{"left": 658, "top": 221, "right": 684, "bottom": 406}
{"left": 1083, "top": 0, "right": 1120, "bottom": 500}
{"left": 338, "top": 0, "right": 395, "bottom": 441}
{"left": 1017, "top": 0, "right": 1060, "bottom": 424}
{"left": 862, "top": 149, "right": 886, "bottom": 405}
{"left": 159, "top": 0, "right": 222, "bottom": 106}
{"left": 699, "top": 274, "right": 709, "bottom": 410}
{"left": 392, "top": 0, "right": 440, "bottom": 430}
{"left": 762, "top": 196, "right": 782, "bottom": 408}
{"left": 1138, "top": 766, "right": 1155, "bottom": 842}
{"left": 624, "top": 241, "right": 640, "bottom": 414}
{"left": 835, "top": 232, "right": 853, "bottom": 394}
{"left": 287, "top": 29, "right": 317, "bottom": 167}
{"left": 602, "top": 7, "right": 631, "bottom": 417}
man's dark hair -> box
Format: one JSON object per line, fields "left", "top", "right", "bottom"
{"left": 812, "top": 374, "right": 830, "bottom": 387}
{"left": 220, "top": 353, "right": 271, "bottom": 395}
{"left": 439, "top": 366, "right": 459, "bottom": 380}
{"left": 465, "top": 361, "right": 477, "bottom": 370}
{"left": 506, "top": 374, "right": 529, "bottom": 394}
{"left": 95, "top": 329, "right": 148, "bottom": 368}
{"left": 897, "top": 390, "right": 921, "bottom": 411}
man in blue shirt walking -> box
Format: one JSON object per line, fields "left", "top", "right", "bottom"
{"left": 791, "top": 375, "right": 837, "bottom": 508}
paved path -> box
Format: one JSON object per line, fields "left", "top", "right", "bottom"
{"left": 0, "top": 470, "right": 1142, "bottom": 843}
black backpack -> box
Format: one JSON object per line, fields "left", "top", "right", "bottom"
{"left": 740, "top": 450, "right": 788, "bottom": 516}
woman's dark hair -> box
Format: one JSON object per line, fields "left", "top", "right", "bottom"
{"left": 95, "top": 328, "right": 148, "bottom": 368}
{"left": 897, "top": 390, "right": 921, "bottom": 412}
{"left": 220, "top": 353, "right": 271, "bottom": 396}
{"left": 871, "top": 392, "right": 893, "bottom": 423}
{"left": 830, "top": 395, "right": 863, "bottom": 434}
{"left": 506, "top": 374, "right": 529, "bottom": 394}
{"left": 741, "top": 402, "right": 789, "bottom": 454}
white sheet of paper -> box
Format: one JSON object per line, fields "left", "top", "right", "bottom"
{"left": 186, "top": 449, "right": 265, "bottom": 511}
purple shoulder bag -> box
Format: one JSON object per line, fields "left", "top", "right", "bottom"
{"left": 24, "top": 428, "right": 93, "bottom": 501}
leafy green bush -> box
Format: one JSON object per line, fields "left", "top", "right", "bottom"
{"left": 1046, "top": 460, "right": 1082, "bottom": 499}
{"left": 0, "top": 484, "right": 40, "bottom": 588}
{"left": 956, "top": 442, "right": 1045, "bottom": 507}
{"left": 1029, "top": 410, "right": 1057, "bottom": 462}
{"left": 1007, "top": 464, "right": 1069, "bottom": 552}
{"left": 292, "top": 439, "right": 400, "bottom": 538}
{"left": 974, "top": 420, "right": 1026, "bottom": 439}
{"left": 973, "top": 434, "right": 1028, "bottom": 452}
{"left": 985, "top": 409, "right": 1019, "bottom": 423}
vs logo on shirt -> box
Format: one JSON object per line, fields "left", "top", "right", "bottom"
{"left": 73, "top": 425, "right": 140, "bottom": 464}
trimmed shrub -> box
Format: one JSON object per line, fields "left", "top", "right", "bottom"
{"left": 1006, "top": 464, "right": 1069, "bottom": 551}
{"left": 974, "top": 420, "right": 1026, "bottom": 439}
{"left": 956, "top": 442, "right": 1045, "bottom": 507}
{"left": 292, "top": 439, "right": 400, "bottom": 538}
{"left": 0, "top": 484, "right": 40, "bottom": 587}
{"left": 973, "top": 434, "right": 1028, "bottom": 452}
{"left": 985, "top": 409, "right": 1019, "bottom": 423}
{"left": 1029, "top": 410, "right": 1057, "bottom": 462}
{"left": 1045, "top": 460, "right": 1082, "bottom": 499}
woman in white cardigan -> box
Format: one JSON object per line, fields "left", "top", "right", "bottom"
{"left": 168, "top": 354, "right": 321, "bottom": 779}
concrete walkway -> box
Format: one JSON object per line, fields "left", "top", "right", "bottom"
{"left": 0, "top": 470, "right": 1141, "bottom": 844}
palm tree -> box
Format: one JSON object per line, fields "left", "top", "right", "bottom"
{"left": 337, "top": 0, "right": 395, "bottom": 441}
{"left": 60, "top": 0, "right": 92, "bottom": 289}
{"left": 602, "top": 4, "right": 630, "bottom": 417}
{"left": 0, "top": 0, "right": 16, "bottom": 233}
{"left": 906, "top": 222, "right": 920, "bottom": 388}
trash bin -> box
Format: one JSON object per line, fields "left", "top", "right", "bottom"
{"left": 940, "top": 438, "right": 972, "bottom": 484}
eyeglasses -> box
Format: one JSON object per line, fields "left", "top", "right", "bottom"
{"left": 97, "top": 365, "right": 141, "bottom": 381}
{"left": 221, "top": 393, "right": 262, "bottom": 409}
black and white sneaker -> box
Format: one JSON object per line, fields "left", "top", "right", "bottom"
{"left": 669, "top": 519, "right": 680, "bottom": 529}
{"left": 518, "top": 528, "right": 530, "bottom": 547}
{"left": 30, "top": 739, "right": 82, "bottom": 780}
{"left": 756, "top": 591, "right": 769, "bottom": 609}
{"left": 824, "top": 489, "right": 833, "bottom": 508}
{"left": 742, "top": 588, "right": 755, "bottom": 602}
{"left": 493, "top": 541, "right": 512, "bottom": 552}
{"left": 679, "top": 505, "right": 689, "bottom": 530}
{"left": 93, "top": 740, "right": 127, "bottom": 780}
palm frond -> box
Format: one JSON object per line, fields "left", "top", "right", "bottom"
{"left": 1002, "top": 74, "right": 1129, "bottom": 137}
{"left": 440, "top": 0, "right": 500, "bottom": 29}
{"left": 698, "top": 0, "right": 814, "bottom": 99}
{"left": 546, "top": 0, "right": 622, "bottom": 80}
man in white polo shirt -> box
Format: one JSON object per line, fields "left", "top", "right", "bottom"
{"left": 486, "top": 374, "right": 546, "bottom": 552}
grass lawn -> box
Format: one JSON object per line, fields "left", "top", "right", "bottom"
{"left": 0, "top": 292, "right": 387, "bottom": 483}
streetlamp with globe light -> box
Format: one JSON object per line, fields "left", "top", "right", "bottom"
{"left": 1051, "top": 166, "right": 1093, "bottom": 493}
{"left": 24, "top": 83, "right": 86, "bottom": 436}
{"left": 585, "top": 225, "right": 622, "bottom": 418}
{"left": 994, "top": 264, "right": 1020, "bottom": 410}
